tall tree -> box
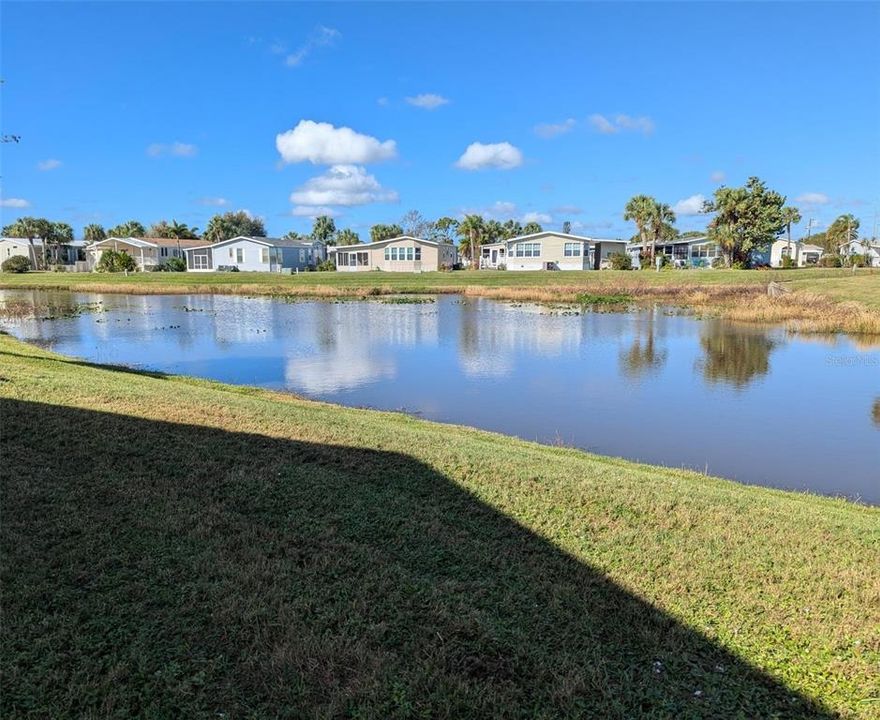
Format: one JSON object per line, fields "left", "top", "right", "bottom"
{"left": 502, "top": 219, "right": 523, "bottom": 240}
{"left": 483, "top": 219, "right": 504, "bottom": 244}
{"left": 283, "top": 230, "right": 305, "bottom": 241}
{"left": 108, "top": 220, "right": 147, "bottom": 238}
{"left": 370, "top": 223, "right": 403, "bottom": 243}
{"left": 457, "top": 214, "right": 485, "bottom": 267}
{"left": 311, "top": 215, "right": 337, "bottom": 245}
{"left": 780, "top": 206, "right": 802, "bottom": 261}
{"left": 522, "top": 221, "right": 543, "bottom": 235}
{"left": 401, "top": 210, "right": 434, "bottom": 238}
{"left": 624, "top": 195, "right": 656, "bottom": 261}
{"left": 432, "top": 217, "right": 459, "bottom": 243}
{"left": 83, "top": 223, "right": 107, "bottom": 244}
{"left": 46, "top": 222, "right": 74, "bottom": 267}
{"left": 2, "top": 216, "right": 53, "bottom": 268}
{"left": 335, "top": 228, "right": 360, "bottom": 245}
{"left": 648, "top": 202, "right": 676, "bottom": 260}
{"left": 702, "top": 177, "right": 786, "bottom": 267}
{"left": 827, "top": 214, "right": 860, "bottom": 253}
{"left": 203, "top": 211, "right": 266, "bottom": 243}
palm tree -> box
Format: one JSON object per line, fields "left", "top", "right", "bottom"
{"left": 457, "top": 214, "right": 484, "bottom": 268}
{"left": 336, "top": 228, "right": 360, "bottom": 245}
{"left": 83, "top": 223, "right": 106, "bottom": 244}
{"left": 648, "top": 202, "right": 676, "bottom": 262}
{"left": 781, "top": 206, "right": 801, "bottom": 263}
{"left": 522, "top": 221, "right": 543, "bottom": 235}
{"left": 311, "top": 215, "right": 337, "bottom": 246}
{"left": 624, "top": 195, "right": 656, "bottom": 262}
{"left": 203, "top": 215, "right": 233, "bottom": 243}
{"left": 2, "top": 216, "right": 50, "bottom": 269}
{"left": 168, "top": 220, "right": 199, "bottom": 239}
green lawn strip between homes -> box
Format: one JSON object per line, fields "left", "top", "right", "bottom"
{"left": 1, "top": 334, "right": 878, "bottom": 718}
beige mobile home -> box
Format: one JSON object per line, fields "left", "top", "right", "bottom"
{"left": 480, "top": 231, "right": 628, "bottom": 271}
{"left": 330, "top": 236, "right": 457, "bottom": 272}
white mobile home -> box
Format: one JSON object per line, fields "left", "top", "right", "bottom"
{"left": 1, "top": 237, "right": 89, "bottom": 271}
{"left": 839, "top": 239, "right": 880, "bottom": 267}
{"left": 627, "top": 236, "right": 722, "bottom": 269}
{"left": 185, "top": 236, "right": 325, "bottom": 272}
{"left": 88, "top": 237, "right": 204, "bottom": 271}
{"left": 479, "top": 232, "right": 627, "bottom": 271}
{"left": 328, "top": 236, "right": 457, "bottom": 272}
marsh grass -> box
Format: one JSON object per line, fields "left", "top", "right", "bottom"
{"left": 1, "top": 335, "right": 878, "bottom": 718}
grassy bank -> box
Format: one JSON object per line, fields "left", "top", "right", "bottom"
{"left": 2, "top": 334, "right": 878, "bottom": 718}
{"left": 2, "top": 267, "right": 879, "bottom": 335}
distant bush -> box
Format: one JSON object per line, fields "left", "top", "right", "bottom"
{"left": 847, "top": 254, "right": 869, "bottom": 268}
{"left": 152, "top": 258, "right": 187, "bottom": 272}
{"left": 608, "top": 253, "right": 632, "bottom": 270}
{"left": 781, "top": 255, "right": 796, "bottom": 269}
{"left": 818, "top": 255, "right": 842, "bottom": 268}
{"left": 96, "top": 249, "right": 137, "bottom": 273}
{"left": 316, "top": 259, "right": 336, "bottom": 272}
{"left": 2, "top": 256, "right": 32, "bottom": 273}
{"left": 731, "top": 260, "right": 747, "bottom": 270}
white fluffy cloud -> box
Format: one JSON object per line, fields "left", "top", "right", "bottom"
{"left": 522, "top": 211, "right": 553, "bottom": 224}
{"left": 796, "top": 192, "right": 829, "bottom": 205}
{"left": 0, "top": 197, "right": 30, "bottom": 208}
{"left": 285, "top": 26, "right": 340, "bottom": 67}
{"left": 276, "top": 120, "right": 397, "bottom": 165}
{"left": 290, "top": 165, "right": 398, "bottom": 207}
{"left": 198, "top": 197, "right": 229, "bottom": 207}
{"left": 710, "top": 170, "right": 726, "bottom": 183}
{"left": 588, "top": 113, "right": 654, "bottom": 135}
{"left": 405, "top": 93, "right": 450, "bottom": 110}
{"left": 672, "top": 194, "right": 707, "bottom": 216}
{"left": 534, "top": 118, "right": 575, "bottom": 139}
{"left": 147, "top": 142, "right": 197, "bottom": 158}
{"left": 455, "top": 142, "right": 523, "bottom": 171}
{"left": 37, "top": 159, "right": 62, "bottom": 171}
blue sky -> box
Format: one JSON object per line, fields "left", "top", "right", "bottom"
{"left": 2, "top": 1, "right": 879, "bottom": 240}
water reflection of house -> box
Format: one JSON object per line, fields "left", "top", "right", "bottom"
{"left": 284, "top": 302, "right": 439, "bottom": 393}
{"left": 480, "top": 231, "right": 627, "bottom": 271}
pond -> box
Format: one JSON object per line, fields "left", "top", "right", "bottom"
{"left": 2, "top": 289, "right": 878, "bottom": 503}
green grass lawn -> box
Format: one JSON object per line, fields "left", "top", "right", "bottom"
{"left": 2, "top": 334, "right": 878, "bottom": 718}
{"left": 0, "top": 265, "right": 876, "bottom": 293}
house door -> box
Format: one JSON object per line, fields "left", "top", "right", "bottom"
{"left": 491, "top": 250, "right": 498, "bottom": 265}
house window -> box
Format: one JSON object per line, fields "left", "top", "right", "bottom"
{"left": 298, "top": 249, "right": 304, "bottom": 262}
{"left": 236, "top": 248, "right": 244, "bottom": 264}
{"left": 192, "top": 253, "right": 209, "bottom": 270}
{"left": 261, "top": 247, "right": 269, "bottom": 264}
{"left": 563, "top": 242, "right": 581, "bottom": 257}
{"left": 385, "top": 248, "right": 390, "bottom": 260}
{"left": 391, "top": 247, "right": 398, "bottom": 261}
{"left": 406, "top": 247, "right": 414, "bottom": 261}
{"left": 228, "top": 248, "right": 234, "bottom": 259}
{"left": 514, "top": 242, "right": 541, "bottom": 258}
{"left": 415, "top": 247, "right": 421, "bottom": 261}
{"left": 160, "top": 247, "right": 169, "bottom": 257}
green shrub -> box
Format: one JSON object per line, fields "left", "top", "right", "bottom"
{"left": 316, "top": 259, "right": 336, "bottom": 272}
{"left": 152, "top": 257, "right": 187, "bottom": 272}
{"left": 1, "top": 256, "right": 32, "bottom": 273}
{"left": 731, "top": 260, "right": 747, "bottom": 270}
{"left": 781, "top": 255, "right": 796, "bottom": 269}
{"left": 96, "top": 249, "right": 137, "bottom": 273}
{"left": 847, "top": 254, "right": 869, "bottom": 268}
{"left": 608, "top": 253, "right": 632, "bottom": 270}
{"left": 818, "top": 254, "right": 842, "bottom": 268}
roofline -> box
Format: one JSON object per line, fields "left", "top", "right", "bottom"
{"left": 329, "top": 235, "right": 448, "bottom": 251}
{"left": 182, "top": 235, "right": 319, "bottom": 252}
{"left": 93, "top": 237, "right": 158, "bottom": 248}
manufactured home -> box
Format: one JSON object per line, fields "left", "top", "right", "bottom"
{"left": 1, "top": 237, "right": 89, "bottom": 271}
{"left": 184, "top": 236, "right": 325, "bottom": 272}
{"left": 838, "top": 239, "right": 880, "bottom": 267}
{"left": 88, "top": 237, "right": 205, "bottom": 271}
{"left": 762, "top": 239, "right": 824, "bottom": 267}
{"left": 479, "top": 232, "right": 628, "bottom": 271}
{"left": 627, "top": 236, "right": 722, "bottom": 269}
{"left": 329, "top": 236, "right": 457, "bottom": 272}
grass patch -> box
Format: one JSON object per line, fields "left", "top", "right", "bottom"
{"left": 1, "top": 334, "right": 878, "bottom": 718}
{"left": 574, "top": 292, "right": 632, "bottom": 305}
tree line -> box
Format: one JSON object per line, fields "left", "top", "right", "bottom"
{"left": 623, "top": 177, "right": 870, "bottom": 268}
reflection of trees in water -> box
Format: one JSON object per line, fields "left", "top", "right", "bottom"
{"left": 619, "top": 312, "right": 667, "bottom": 379}
{"left": 698, "top": 320, "right": 776, "bottom": 389}
{"left": 872, "top": 398, "right": 880, "bottom": 429}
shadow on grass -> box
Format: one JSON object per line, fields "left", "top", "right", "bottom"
{"left": 1, "top": 398, "right": 836, "bottom": 719}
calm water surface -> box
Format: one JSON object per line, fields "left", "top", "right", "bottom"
{"left": 3, "top": 289, "right": 878, "bottom": 502}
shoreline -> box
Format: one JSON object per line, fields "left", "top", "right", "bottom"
{"left": 2, "top": 333, "right": 878, "bottom": 717}
{"left": 2, "top": 268, "right": 880, "bottom": 336}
